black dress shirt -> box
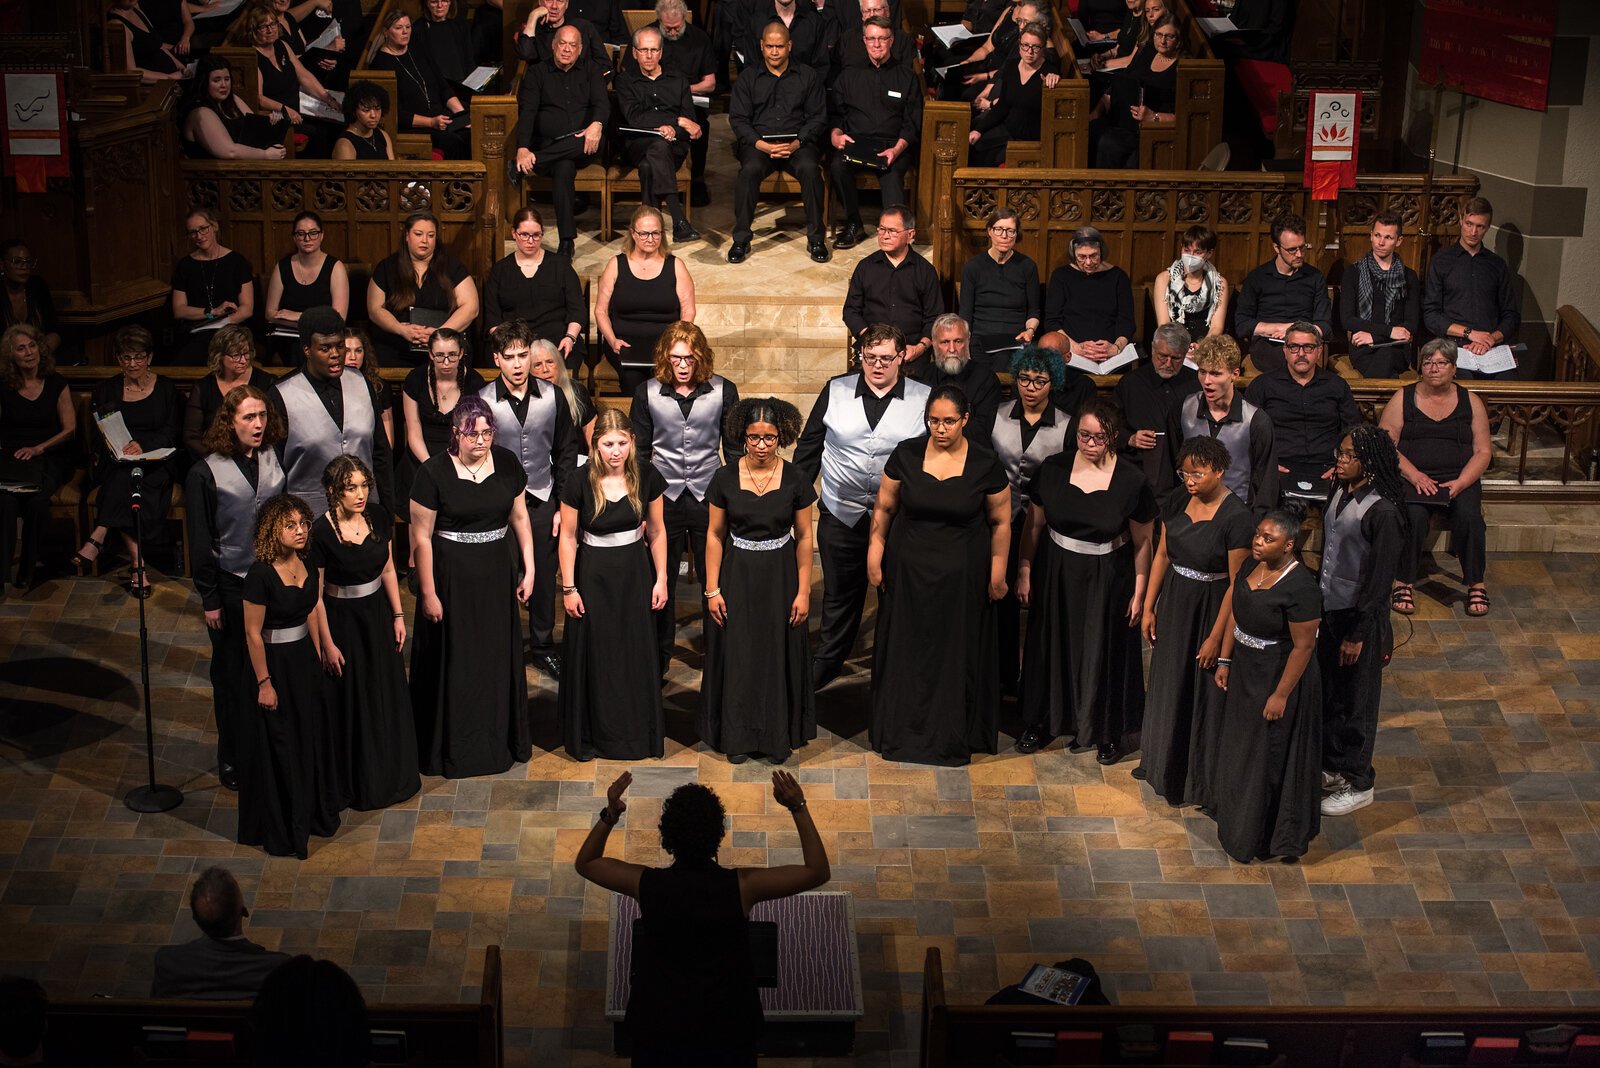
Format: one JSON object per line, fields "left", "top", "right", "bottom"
{"left": 1422, "top": 242, "right": 1520, "bottom": 341}
{"left": 794, "top": 371, "right": 911, "bottom": 480}
{"left": 728, "top": 61, "right": 826, "bottom": 147}
{"left": 829, "top": 56, "right": 922, "bottom": 147}
{"left": 1236, "top": 259, "right": 1332, "bottom": 340}
{"left": 743, "top": 5, "right": 830, "bottom": 70}
{"left": 1113, "top": 360, "right": 1199, "bottom": 493}
{"left": 1243, "top": 367, "right": 1362, "bottom": 469}
{"left": 514, "top": 57, "right": 610, "bottom": 151}
{"left": 617, "top": 68, "right": 696, "bottom": 129}
{"left": 830, "top": 31, "right": 916, "bottom": 82}
{"left": 1338, "top": 258, "right": 1421, "bottom": 341}
{"left": 630, "top": 377, "right": 744, "bottom": 465}
{"left": 842, "top": 248, "right": 944, "bottom": 343}
{"left": 959, "top": 251, "right": 1041, "bottom": 341}
{"left": 1042, "top": 265, "right": 1134, "bottom": 343}
{"left": 513, "top": 15, "right": 610, "bottom": 69}
{"left": 908, "top": 357, "right": 1002, "bottom": 446}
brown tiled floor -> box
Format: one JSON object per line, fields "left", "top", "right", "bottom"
{"left": 2, "top": 552, "right": 1599, "bottom": 1066}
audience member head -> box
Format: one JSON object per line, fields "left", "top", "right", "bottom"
{"left": 342, "top": 327, "right": 382, "bottom": 392}
{"left": 322, "top": 454, "right": 376, "bottom": 519}
{"left": 426, "top": 326, "right": 471, "bottom": 394}
{"left": 1417, "top": 337, "right": 1458, "bottom": 385}
{"left": 724, "top": 396, "right": 802, "bottom": 451}
{"left": 656, "top": 0, "right": 690, "bottom": 38}
{"left": 184, "top": 208, "right": 222, "bottom": 257}
{"left": 1256, "top": 499, "right": 1307, "bottom": 562}
{"left": 289, "top": 212, "right": 325, "bottom": 260}
{"left": 925, "top": 384, "right": 970, "bottom": 448}
{"left": 857, "top": 323, "right": 906, "bottom": 390}
{"left": 758, "top": 21, "right": 793, "bottom": 71}
{"left": 1282, "top": 321, "right": 1323, "bottom": 378}
{"left": 862, "top": 16, "right": 894, "bottom": 62}
{"left": 0, "top": 975, "right": 47, "bottom": 1066}
{"left": 205, "top": 384, "right": 283, "bottom": 458}
{"left": 659, "top": 782, "right": 726, "bottom": 864}
{"left": 447, "top": 395, "right": 496, "bottom": 457}
{"left": 188, "top": 866, "right": 249, "bottom": 940}
{"left": 633, "top": 25, "right": 665, "bottom": 73}
{"left": 930, "top": 314, "right": 971, "bottom": 374}
{"left": 0, "top": 324, "right": 49, "bottom": 388}
{"left": 587, "top": 406, "right": 643, "bottom": 519}
{"left": 343, "top": 79, "right": 388, "bottom": 129}
{"left": 422, "top": 0, "right": 458, "bottom": 23}
{"left": 510, "top": 207, "right": 546, "bottom": 255}
{"left": 860, "top": 0, "right": 890, "bottom": 23}
{"left": 113, "top": 324, "right": 156, "bottom": 379}
{"left": 490, "top": 318, "right": 539, "bottom": 384}
{"left": 1017, "top": 21, "right": 1049, "bottom": 64}
{"left": 1178, "top": 224, "right": 1217, "bottom": 268}
{"left": 375, "top": 8, "right": 413, "bottom": 59}
{"left": 400, "top": 211, "right": 440, "bottom": 263}
{"left": 1150, "top": 323, "right": 1191, "bottom": 379}
{"left": 528, "top": 338, "right": 584, "bottom": 423}
{"left": 0, "top": 239, "right": 34, "bottom": 290}
{"left": 1369, "top": 208, "right": 1403, "bottom": 262}
{"left": 249, "top": 956, "right": 371, "bottom": 1068}
{"left": 1012, "top": 0, "right": 1049, "bottom": 32}
{"left": 182, "top": 55, "right": 243, "bottom": 120}
{"left": 877, "top": 205, "right": 916, "bottom": 256}
{"left": 1459, "top": 196, "right": 1493, "bottom": 250}
{"left": 654, "top": 320, "right": 713, "bottom": 388}
{"left": 207, "top": 323, "right": 257, "bottom": 377}
{"left": 254, "top": 494, "right": 313, "bottom": 562}
{"left": 986, "top": 209, "right": 1021, "bottom": 255}
{"left": 1269, "top": 212, "right": 1308, "bottom": 273}
{"left": 622, "top": 205, "right": 668, "bottom": 257}
{"left": 552, "top": 23, "right": 584, "bottom": 67}
{"left": 1070, "top": 226, "right": 1107, "bottom": 272}
{"left": 542, "top": 0, "right": 569, "bottom": 25}
{"left": 232, "top": 3, "right": 281, "bottom": 48}
{"left": 1151, "top": 13, "right": 1183, "bottom": 56}
{"left": 299, "top": 306, "right": 347, "bottom": 378}
{"left": 1009, "top": 344, "right": 1066, "bottom": 400}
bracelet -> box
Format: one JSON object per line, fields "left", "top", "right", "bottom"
{"left": 787, "top": 801, "right": 807, "bottom": 813}
{"left": 1216, "top": 658, "right": 1231, "bottom": 666}
{"left": 257, "top": 675, "right": 271, "bottom": 686}
{"left": 562, "top": 584, "right": 577, "bottom": 593}
{"left": 598, "top": 806, "right": 618, "bottom": 826}
{"left": 393, "top": 612, "right": 404, "bottom": 619}
{"left": 704, "top": 588, "right": 721, "bottom": 598}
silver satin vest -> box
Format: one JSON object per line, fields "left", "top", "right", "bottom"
{"left": 205, "top": 449, "right": 286, "bottom": 578}
{"left": 480, "top": 380, "right": 557, "bottom": 501}
{"left": 277, "top": 371, "right": 376, "bottom": 518}
{"left": 647, "top": 375, "right": 728, "bottom": 502}
{"left": 819, "top": 374, "right": 931, "bottom": 525}
{"left": 1179, "top": 392, "right": 1261, "bottom": 504}
{"left": 990, "top": 407, "right": 1070, "bottom": 520}
{"left": 1319, "top": 486, "right": 1383, "bottom": 612}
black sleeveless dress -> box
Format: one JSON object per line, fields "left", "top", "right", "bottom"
{"left": 109, "top": 7, "right": 185, "bottom": 76}
{"left": 275, "top": 254, "right": 337, "bottom": 317}
{"left": 1398, "top": 383, "right": 1473, "bottom": 485}
{"left": 333, "top": 128, "right": 392, "bottom": 159}
{"left": 607, "top": 254, "right": 681, "bottom": 391}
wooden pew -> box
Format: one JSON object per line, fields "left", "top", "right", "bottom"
{"left": 1139, "top": 0, "right": 1225, "bottom": 169}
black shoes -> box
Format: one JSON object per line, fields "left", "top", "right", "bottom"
{"left": 727, "top": 241, "right": 750, "bottom": 264}
{"left": 219, "top": 764, "right": 238, "bottom": 791}
{"left": 556, "top": 239, "right": 576, "bottom": 259}
{"left": 1016, "top": 726, "right": 1050, "bottom": 754}
{"left": 811, "top": 660, "right": 842, "bottom": 692}
{"left": 728, "top": 753, "right": 749, "bottom": 765}
{"left": 1096, "top": 742, "right": 1123, "bottom": 765}
{"left": 808, "top": 240, "right": 831, "bottom": 263}
{"left": 833, "top": 222, "right": 865, "bottom": 250}
{"left": 673, "top": 218, "right": 701, "bottom": 242}
{"left": 532, "top": 653, "right": 563, "bottom": 681}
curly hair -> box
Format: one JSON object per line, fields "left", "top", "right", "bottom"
{"left": 1176, "top": 434, "right": 1230, "bottom": 474}
{"left": 658, "top": 782, "right": 727, "bottom": 862}
{"left": 0, "top": 323, "right": 50, "bottom": 389}
{"left": 1008, "top": 344, "right": 1066, "bottom": 390}
{"left": 652, "top": 320, "right": 713, "bottom": 388}
{"left": 253, "top": 494, "right": 313, "bottom": 562}
{"left": 724, "top": 396, "right": 802, "bottom": 449}
{"left": 321, "top": 454, "right": 376, "bottom": 519}
{"left": 203, "top": 384, "right": 286, "bottom": 457}
{"left": 343, "top": 79, "right": 389, "bottom": 124}
{"left": 1342, "top": 422, "right": 1409, "bottom": 525}
{"left": 1076, "top": 396, "right": 1124, "bottom": 445}
{"left": 1189, "top": 334, "right": 1242, "bottom": 373}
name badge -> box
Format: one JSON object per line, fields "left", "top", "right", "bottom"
{"left": 887, "top": 89, "right": 903, "bottom": 98}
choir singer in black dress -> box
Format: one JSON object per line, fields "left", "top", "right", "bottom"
{"left": 1016, "top": 398, "right": 1157, "bottom": 763}
{"left": 186, "top": 385, "right": 287, "bottom": 792}
{"left": 702, "top": 398, "right": 816, "bottom": 764}
{"left": 311, "top": 455, "right": 421, "bottom": 810}
{"left": 559, "top": 407, "right": 670, "bottom": 761}
{"left": 868, "top": 385, "right": 1011, "bottom": 766}
{"left": 409, "top": 396, "right": 536, "bottom": 778}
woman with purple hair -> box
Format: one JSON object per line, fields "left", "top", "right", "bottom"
{"left": 408, "top": 395, "right": 536, "bottom": 778}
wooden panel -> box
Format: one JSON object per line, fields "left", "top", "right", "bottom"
{"left": 1040, "top": 83, "right": 1091, "bottom": 168}
{"left": 915, "top": 101, "right": 970, "bottom": 252}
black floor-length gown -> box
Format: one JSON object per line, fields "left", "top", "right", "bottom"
{"left": 701, "top": 461, "right": 817, "bottom": 761}
{"left": 1139, "top": 491, "right": 1253, "bottom": 807}
{"left": 310, "top": 506, "right": 421, "bottom": 809}
{"left": 870, "top": 439, "right": 1010, "bottom": 766}
{"left": 1212, "top": 563, "right": 1323, "bottom": 863}
{"left": 409, "top": 447, "right": 532, "bottom": 778}
{"left": 1019, "top": 453, "right": 1158, "bottom": 748}
{"left": 560, "top": 467, "right": 667, "bottom": 761}
{"left": 239, "top": 562, "right": 344, "bottom": 859}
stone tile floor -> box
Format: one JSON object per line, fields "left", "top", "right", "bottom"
{"left": 1, "top": 552, "right": 1599, "bottom": 1066}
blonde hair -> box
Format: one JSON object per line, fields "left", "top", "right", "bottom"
{"left": 1190, "top": 334, "right": 1242, "bottom": 373}
{"left": 620, "top": 205, "right": 670, "bottom": 257}
{"left": 585, "top": 407, "right": 642, "bottom": 522}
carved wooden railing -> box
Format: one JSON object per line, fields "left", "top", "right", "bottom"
{"left": 1551, "top": 304, "right": 1600, "bottom": 481}
{"left": 927, "top": 168, "right": 1479, "bottom": 297}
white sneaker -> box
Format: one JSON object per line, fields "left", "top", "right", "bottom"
{"left": 1321, "top": 771, "right": 1346, "bottom": 792}
{"left": 1320, "top": 784, "right": 1374, "bottom": 816}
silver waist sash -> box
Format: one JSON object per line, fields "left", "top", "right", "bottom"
{"left": 583, "top": 527, "right": 643, "bottom": 547}
{"left": 1232, "top": 625, "right": 1278, "bottom": 650}
{"left": 437, "top": 526, "right": 508, "bottom": 544}
{"left": 263, "top": 622, "right": 310, "bottom": 644}
{"left": 730, "top": 532, "right": 793, "bottom": 552}
{"left": 1048, "top": 529, "right": 1130, "bottom": 556}
{"left": 325, "top": 576, "right": 383, "bottom": 599}
{"left": 1173, "top": 565, "right": 1229, "bottom": 582}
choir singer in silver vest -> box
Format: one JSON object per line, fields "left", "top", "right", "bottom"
{"left": 794, "top": 323, "right": 932, "bottom": 692}
{"left": 273, "top": 306, "right": 393, "bottom": 519}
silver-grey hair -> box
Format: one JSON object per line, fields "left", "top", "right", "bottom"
{"left": 1418, "top": 337, "right": 1457, "bottom": 365}
{"left": 931, "top": 313, "right": 970, "bottom": 339}
{"left": 1285, "top": 320, "right": 1323, "bottom": 344}
{"left": 1152, "top": 323, "right": 1190, "bottom": 354}
{"left": 1070, "top": 226, "right": 1105, "bottom": 255}
{"left": 633, "top": 25, "right": 664, "bottom": 48}
{"left": 655, "top": 0, "right": 688, "bottom": 18}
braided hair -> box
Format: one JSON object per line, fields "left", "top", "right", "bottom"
{"left": 1342, "top": 422, "right": 1410, "bottom": 538}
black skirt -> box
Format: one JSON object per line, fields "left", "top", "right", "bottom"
{"left": 410, "top": 535, "right": 531, "bottom": 778}
{"left": 561, "top": 541, "right": 665, "bottom": 761}
{"left": 701, "top": 540, "right": 815, "bottom": 760}
{"left": 237, "top": 636, "right": 344, "bottom": 859}
{"left": 325, "top": 588, "right": 421, "bottom": 809}
{"left": 1139, "top": 570, "right": 1230, "bottom": 807}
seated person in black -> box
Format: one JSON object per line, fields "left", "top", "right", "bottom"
{"left": 1237, "top": 212, "right": 1332, "bottom": 376}
{"left": 1341, "top": 209, "right": 1421, "bottom": 378}
{"left": 514, "top": 26, "right": 610, "bottom": 255}
{"left": 331, "top": 79, "right": 395, "bottom": 160}
{"left": 967, "top": 21, "right": 1058, "bottom": 167}
{"left": 1039, "top": 226, "right": 1134, "bottom": 369}
{"left": 616, "top": 26, "right": 703, "bottom": 242}
{"left": 958, "top": 209, "right": 1041, "bottom": 361}
{"left": 1089, "top": 13, "right": 1180, "bottom": 169}
{"left": 1422, "top": 196, "right": 1520, "bottom": 381}
{"left": 415, "top": 0, "right": 478, "bottom": 98}
{"left": 740, "top": 0, "right": 831, "bottom": 72}
{"left": 907, "top": 314, "right": 1002, "bottom": 447}
{"left": 484, "top": 207, "right": 589, "bottom": 368}
{"left": 0, "top": 241, "right": 61, "bottom": 355}
{"left": 828, "top": 0, "right": 913, "bottom": 82}
{"left": 1243, "top": 323, "right": 1361, "bottom": 504}
{"left": 827, "top": 17, "right": 921, "bottom": 251}
{"left": 368, "top": 9, "right": 471, "bottom": 159}
{"left": 514, "top": 0, "right": 610, "bottom": 69}
{"left": 179, "top": 55, "right": 287, "bottom": 161}
{"left": 629, "top": 0, "right": 718, "bottom": 198}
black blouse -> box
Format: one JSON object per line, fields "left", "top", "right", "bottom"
{"left": 706, "top": 461, "right": 816, "bottom": 540}
{"left": 244, "top": 559, "right": 321, "bottom": 629}
{"left": 0, "top": 373, "right": 68, "bottom": 453}
{"left": 369, "top": 47, "right": 454, "bottom": 120}
{"left": 91, "top": 375, "right": 182, "bottom": 459}
{"left": 410, "top": 446, "right": 528, "bottom": 532}
{"left": 884, "top": 438, "right": 1008, "bottom": 528}
{"left": 172, "top": 251, "right": 254, "bottom": 319}
{"left": 309, "top": 505, "right": 392, "bottom": 586}
{"left": 274, "top": 254, "right": 338, "bottom": 315}
{"left": 370, "top": 252, "right": 471, "bottom": 323}
{"left": 1159, "top": 490, "right": 1253, "bottom": 573}
{"left": 561, "top": 464, "right": 666, "bottom": 536}
{"left": 256, "top": 40, "right": 301, "bottom": 110}
{"left": 1026, "top": 452, "right": 1157, "bottom": 540}
{"left": 483, "top": 252, "right": 587, "bottom": 338}
{"left": 402, "top": 366, "right": 487, "bottom": 457}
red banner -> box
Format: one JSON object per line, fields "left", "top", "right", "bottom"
{"left": 1418, "top": 0, "right": 1557, "bottom": 112}
{"left": 1305, "top": 92, "right": 1360, "bottom": 201}
{"left": 0, "top": 71, "right": 68, "bottom": 193}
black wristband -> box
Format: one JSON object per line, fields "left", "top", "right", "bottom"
{"left": 598, "top": 806, "right": 617, "bottom": 826}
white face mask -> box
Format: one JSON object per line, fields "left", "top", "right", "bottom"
{"left": 1180, "top": 253, "right": 1207, "bottom": 273}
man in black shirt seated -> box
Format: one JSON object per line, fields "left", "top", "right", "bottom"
{"left": 728, "top": 22, "right": 829, "bottom": 263}
{"left": 842, "top": 205, "right": 943, "bottom": 366}
{"left": 830, "top": 0, "right": 914, "bottom": 81}
{"left": 514, "top": 0, "right": 610, "bottom": 68}
{"left": 1237, "top": 212, "right": 1332, "bottom": 376}
{"left": 1423, "top": 195, "right": 1521, "bottom": 380}
{"left": 629, "top": 0, "right": 717, "bottom": 205}
{"left": 152, "top": 867, "right": 290, "bottom": 999}
{"left": 616, "top": 26, "right": 703, "bottom": 242}
{"left": 908, "top": 314, "right": 1001, "bottom": 445}
{"left": 514, "top": 25, "right": 610, "bottom": 258}
{"left": 1114, "top": 321, "right": 1198, "bottom": 495}
{"left": 1244, "top": 322, "right": 1361, "bottom": 505}
{"left": 827, "top": 16, "right": 922, "bottom": 251}
{"left": 1340, "top": 209, "right": 1420, "bottom": 378}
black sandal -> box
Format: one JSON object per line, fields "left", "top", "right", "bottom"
{"left": 71, "top": 535, "right": 104, "bottom": 570}
{"left": 1391, "top": 585, "right": 1415, "bottom": 616}
{"left": 1466, "top": 588, "right": 1491, "bottom": 616}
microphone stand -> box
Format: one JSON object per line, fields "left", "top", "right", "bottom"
{"left": 123, "top": 462, "right": 182, "bottom": 813}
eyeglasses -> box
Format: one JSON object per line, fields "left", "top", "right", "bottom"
{"left": 634, "top": 45, "right": 662, "bottom": 53}
{"left": 458, "top": 428, "right": 495, "bottom": 440}
{"left": 282, "top": 518, "right": 312, "bottom": 531}
{"left": 118, "top": 352, "right": 152, "bottom": 363}
{"left": 989, "top": 226, "right": 1017, "bottom": 236}
{"left": 1153, "top": 32, "right": 1179, "bottom": 42}
{"left": 668, "top": 354, "right": 697, "bottom": 365}
{"left": 859, "top": 354, "right": 898, "bottom": 367}
{"left": 431, "top": 351, "right": 462, "bottom": 362}
{"left": 5, "top": 257, "right": 36, "bottom": 268}
{"left": 864, "top": 34, "right": 892, "bottom": 42}
{"left": 513, "top": 229, "right": 543, "bottom": 241}
{"left": 1174, "top": 468, "right": 1208, "bottom": 483}
{"left": 1420, "top": 358, "right": 1453, "bottom": 370}
{"left": 1332, "top": 449, "right": 1357, "bottom": 462}
{"left": 877, "top": 225, "right": 907, "bottom": 236}
{"left": 1076, "top": 430, "right": 1109, "bottom": 445}
{"left": 1014, "top": 375, "right": 1051, "bottom": 389}
{"left": 187, "top": 224, "right": 214, "bottom": 237}
{"left": 1017, "top": 42, "right": 1044, "bottom": 50}
{"left": 1276, "top": 242, "right": 1306, "bottom": 255}
{"left": 746, "top": 433, "right": 779, "bottom": 446}
{"left": 928, "top": 416, "right": 964, "bottom": 429}
{"left": 292, "top": 229, "right": 322, "bottom": 239}
{"left": 1283, "top": 342, "right": 1320, "bottom": 354}
{"left": 632, "top": 228, "right": 663, "bottom": 239}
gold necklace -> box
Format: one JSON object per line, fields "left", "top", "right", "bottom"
{"left": 744, "top": 457, "right": 776, "bottom": 496}
{"left": 461, "top": 452, "right": 490, "bottom": 481}
{"left": 1251, "top": 558, "right": 1293, "bottom": 590}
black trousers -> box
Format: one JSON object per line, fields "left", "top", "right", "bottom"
{"left": 1349, "top": 341, "right": 1414, "bottom": 378}
{"left": 1318, "top": 606, "right": 1389, "bottom": 792}
{"left": 0, "top": 461, "right": 63, "bottom": 585}
{"left": 814, "top": 505, "right": 872, "bottom": 672}
{"left": 622, "top": 134, "right": 690, "bottom": 212}
{"left": 690, "top": 105, "right": 710, "bottom": 179}
{"left": 656, "top": 490, "right": 709, "bottom": 670}
{"left": 1400, "top": 483, "right": 1486, "bottom": 586}
{"left": 733, "top": 143, "right": 826, "bottom": 245}
{"left": 207, "top": 573, "right": 250, "bottom": 772}
{"left": 533, "top": 136, "right": 601, "bottom": 240}
{"left": 827, "top": 149, "right": 911, "bottom": 225}
{"left": 1247, "top": 336, "right": 1288, "bottom": 375}
{"left": 527, "top": 490, "right": 559, "bottom": 657}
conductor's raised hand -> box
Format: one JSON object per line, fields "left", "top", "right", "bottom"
{"left": 771, "top": 769, "right": 805, "bottom": 811}
{"left": 606, "top": 770, "right": 632, "bottom": 819}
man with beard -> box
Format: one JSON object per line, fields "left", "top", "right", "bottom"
{"left": 908, "top": 314, "right": 1000, "bottom": 446}
{"left": 1114, "top": 322, "right": 1198, "bottom": 495}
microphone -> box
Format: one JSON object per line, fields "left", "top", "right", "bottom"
{"left": 130, "top": 465, "right": 145, "bottom": 510}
